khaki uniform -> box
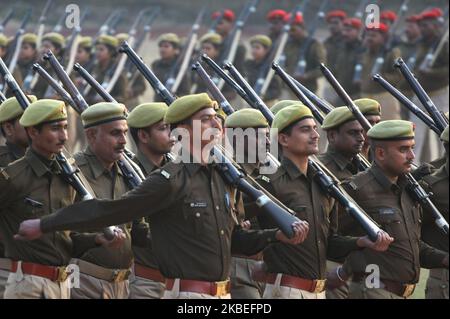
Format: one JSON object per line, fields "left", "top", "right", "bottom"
{"left": 284, "top": 37, "right": 326, "bottom": 93}
{"left": 70, "top": 148, "right": 133, "bottom": 299}
{"left": 0, "top": 149, "right": 98, "bottom": 299}
{"left": 410, "top": 37, "right": 449, "bottom": 163}
{"left": 41, "top": 159, "right": 280, "bottom": 299}
{"left": 341, "top": 164, "right": 448, "bottom": 299}
{"left": 244, "top": 59, "right": 282, "bottom": 104}
{"left": 126, "top": 73, "right": 147, "bottom": 109}
{"left": 360, "top": 47, "right": 402, "bottom": 120}
{"left": 322, "top": 35, "right": 344, "bottom": 105}
{"left": 151, "top": 58, "right": 191, "bottom": 102}
{"left": 421, "top": 159, "right": 449, "bottom": 299}
{"left": 85, "top": 62, "right": 128, "bottom": 105}
{"left": 0, "top": 143, "right": 25, "bottom": 298}
{"left": 17, "top": 59, "right": 37, "bottom": 95}
{"left": 333, "top": 39, "right": 364, "bottom": 100}
{"left": 230, "top": 162, "right": 265, "bottom": 299}
{"left": 129, "top": 151, "right": 169, "bottom": 299}
{"left": 257, "top": 157, "right": 360, "bottom": 299}
{"left": 318, "top": 147, "right": 363, "bottom": 299}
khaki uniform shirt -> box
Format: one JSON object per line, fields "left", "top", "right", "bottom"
{"left": 41, "top": 160, "right": 279, "bottom": 281}
{"left": 0, "top": 149, "right": 97, "bottom": 266}
{"left": 257, "top": 157, "right": 359, "bottom": 279}
{"left": 341, "top": 164, "right": 447, "bottom": 283}
{"left": 74, "top": 148, "right": 133, "bottom": 269}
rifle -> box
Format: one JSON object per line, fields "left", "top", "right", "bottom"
{"left": 36, "top": 0, "right": 53, "bottom": 48}
{"left": 165, "top": 8, "right": 206, "bottom": 93}
{"left": 417, "top": 27, "right": 449, "bottom": 71}
{"left": 253, "top": 4, "right": 302, "bottom": 98}
{"left": 5, "top": 8, "right": 32, "bottom": 74}
{"left": 354, "top": 0, "right": 369, "bottom": 19}
{"left": 32, "top": 63, "right": 78, "bottom": 112}
{"left": 121, "top": 43, "right": 300, "bottom": 238}
{"left": 125, "top": 8, "right": 160, "bottom": 89}
{"left": 107, "top": 9, "right": 125, "bottom": 36}
{"left": 52, "top": 10, "right": 70, "bottom": 33}
{"left": 214, "top": 0, "right": 260, "bottom": 90}
{"left": 0, "top": 7, "right": 14, "bottom": 34}
{"left": 64, "top": 8, "right": 90, "bottom": 75}
{"left": 207, "top": 10, "right": 223, "bottom": 33}
{"left": 43, "top": 51, "right": 146, "bottom": 188}
{"left": 372, "top": 74, "right": 441, "bottom": 135}
{"left": 220, "top": 59, "right": 381, "bottom": 240}
{"left": 293, "top": 0, "right": 329, "bottom": 77}
{"left": 103, "top": 8, "right": 150, "bottom": 94}
{"left": 74, "top": 63, "right": 115, "bottom": 103}
{"left": 288, "top": 74, "right": 333, "bottom": 114}
{"left": 0, "top": 57, "right": 117, "bottom": 240}
{"left": 0, "top": 90, "right": 6, "bottom": 104}
{"left": 370, "top": 0, "right": 410, "bottom": 76}
{"left": 394, "top": 58, "right": 448, "bottom": 133}
{"left": 191, "top": 62, "right": 235, "bottom": 115}
{"left": 223, "top": 62, "right": 275, "bottom": 125}
{"left": 321, "top": 63, "right": 449, "bottom": 236}
{"left": 96, "top": 9, "right": 121, "bottom": 38}
{"left": 272, "top": 62, "right": 372, "bottom": 171}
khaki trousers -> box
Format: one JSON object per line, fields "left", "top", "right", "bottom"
{"left": 230, "top": 257, "right": 264, "bottom": 299}
{"left": 0, "top": 268, "right": 9, "bottom": 299}
{"left": 4, "top": 272, "right": 70, "bottom": 299}
{"left": 163, "top": 279, "right": 231, "bottom": 299}
{"left": 262, "top": 275, "right": 326, "bottom": 299}
{"left": 129, "top": 272, "right": 165, "bottom": 299}
{"left": 70, "top": 272, "right": 129, "bottom": 299}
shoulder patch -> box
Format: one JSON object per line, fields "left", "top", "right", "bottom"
{"left": 1, "top": 169, "right": 9, "bottom": 180}
{"left": 260, "top": 175, "right": 271, "bottom": 183}
{"left": 160, "top": 170, "right": 171, "bottom": 179}
{"left": 74, "top": 152, "right": 88, "bottom": 166}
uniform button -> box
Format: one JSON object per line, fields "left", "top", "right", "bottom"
{"left": 195, "top": 212, "right": 201, "bottom": 218}
{"left": 317, "top": 240, "right": 321, "bottom": 244}
{"left": 216, "top": 205, "right": 220, "bottom": 210}
{"left": 220, "top": 230, "right": 225, "bottom": 235}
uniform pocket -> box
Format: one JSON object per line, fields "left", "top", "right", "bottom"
{"left": 370, "top": 207, "right": 407, "bottom": 240}
{"left": 182, "top": 199, "right": 209, "bottom": 236}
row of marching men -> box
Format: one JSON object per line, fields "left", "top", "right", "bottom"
{"left": 0, "top": 6, "right": 448, "bottom": 162}
{"left": 0, "top": 87, "right": 448, "bottom": 299}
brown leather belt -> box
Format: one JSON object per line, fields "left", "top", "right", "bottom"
{"left": 70, "top": 258, "right": 131, "bottom": 282}
{"left": 11, "top": 261, "right": 69, "bottom": 282}
{"left": 0, "top": 258, "right": 11, "bottom": 271}
{"left": 165, "top": 279, "right": 231, "bottom": 297}
{"left": 232, "top": 252, "right": 263, "bottom": 261}
{"left": 134, "top": 264, "right": 165, "bottom": 283}
{"left": 352, "top": 273, "right": 416, "bottom": 298}
{"left": 254, "top": 271, "right": 326, "bottom": 293}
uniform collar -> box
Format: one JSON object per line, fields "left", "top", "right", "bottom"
{"left": 84, "top": 147, "right": 123, "bottom": 179}
{"left": 25, "top": 148, "right": 61, "bottom": 177}
{"left": 6, "top": 142, "right": 26, "bottom": 160}
{"left": 326, "top": 147, "right": 355, "bottom": 172}
{"left": 369, "top": 163, "right": 407, "bottom": 194}
{"left": 136, "top": 150, "right": 168, "bottom": 174}
{"left": 281, "top": 156, "right": 309, "bottom": 181}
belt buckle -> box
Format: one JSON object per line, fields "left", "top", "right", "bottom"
{"left": 313, "top": 279, "right": 326, "bottom": 293}
{"left": 57, "top": 267, "right": 69, "bottom": 282}
{"left": 113, "top": 269, "right": 130, "bottom": 282}
{"left": 402, "top": 284, "right": 416, "bottom": 298}
{"left": 215, "top": 280, "right": 229, "bottom": 296}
